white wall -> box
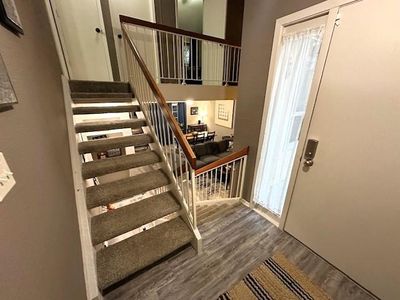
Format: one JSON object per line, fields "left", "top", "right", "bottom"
{"left": 202, "top": 0, "right": 227, "bottom": 85}
{"left": 203, "top": 0, "right": 227, "bottom": 38}
{"left": 109, "top": 0, "right": 155, "bottom": 80}
{"left": 110, "top": 0, "right": 154, "bottom": 26}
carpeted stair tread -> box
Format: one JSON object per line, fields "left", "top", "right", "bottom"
{"left": 72, "top": 104, "right": 140, "bottom": 115}
{"left": 86, "top": 169, "right": 170, "bottom": 209}
{"left": 82, "top": 151, "right": 160, "bottom": 179}
{"left": 71, "top": 92, "right": 132, "bottom": 99}
{"left": 69, "top": 80, "right": 131, "bottom": 93}
{"left": 75, "top": 119, "right": 146, "bottom": 133}
{"left": 72, "top": 97, "right": 134, "bottom": 104}
{"left": 96, "top": 217, "right": 193, "bottom": 290}
{"left": 78, "top": 134, "right": 152, "bottom": 154}
{"left": 91, "top": 192, "right": 181, "bottom": 245}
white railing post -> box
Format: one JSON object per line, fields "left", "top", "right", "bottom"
{"left": 240, "top": 156, "right": 247, "bottom": 199}
{"left": 181, "top": 35, "right": 186, "bottom": 84}
{"left": 191, "top": 169, "right": 197, "bottom": 228}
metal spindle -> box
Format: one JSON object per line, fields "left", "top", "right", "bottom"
{"left": 239, "top": 156, "right": 247, "bottom": 198}
{"left": 191, "top": 169, "right": 197, "bottom": 227}
{"left": 196, "top": 39, "right": 199, "bottom": 81}
{"left": 166, "top": 32, "right": 171, "bottom": 79}
{"left": 232, "top": 47, "right": 237, "bottom": 83}
{"left": 166, "top": 124, "right": 173, "bottom": 168}
{"left": 219, "top": 166, "right": 223, "bottom": 198}
{"left": 229, "top": 162, "right": 235, "bottom": 198}
{"left": 173, "top": 35, "right": 177, "bottom": 80}
{"left": 224, "top": 164, "right": 229, "bottom": 195}
{"left": 236, "top": 159, "right": 242, "bottom": 197}
{"left": 190, "top": 38, "right": 194, "bottom": 80}
{"left": 236, "top": 48, "right": 240, "bottom": 82}
{"left": 181, "top": 36, "right": 186, "bottom": 84}
{"left": 178, "top": 147, "right": 184, "bottom": 193}
{"left": 159, "top": 32, "right": 165, "bottom": 78}
{"left": 185, "top": 160, "right": 191, "bottom": 206}
{"left": 214, "top": 168, "right": 218, "bottom": 197}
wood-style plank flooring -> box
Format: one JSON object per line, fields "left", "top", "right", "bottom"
{"left": 105, "top": 203, "right": 377, "bottom": 300}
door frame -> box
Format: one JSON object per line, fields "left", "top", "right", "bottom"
{"left": 44, "top": 0, "right": 71, "bottom": 78}
{"left": 251, "top": 0, "right": 360, "bottom": 229}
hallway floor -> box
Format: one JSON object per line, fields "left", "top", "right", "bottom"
{"left": 105, "top": 203, "right": 377, "bottom": 300}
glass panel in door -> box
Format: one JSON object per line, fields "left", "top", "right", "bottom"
{"left": 254, "top": 16, "right": 327, "bottom": 218}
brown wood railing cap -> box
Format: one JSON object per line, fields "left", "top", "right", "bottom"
{"left": 120, "top": 15, "right": 241, "bottom": 48}
{"left": 121, "top": 25, "right": 197, "bottom": 169}
{"left": 195, "top": 146, "right": 249, "bottom": 175}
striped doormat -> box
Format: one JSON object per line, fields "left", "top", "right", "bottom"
{"left": 218, "top": 253, "right": 331, "bottom": 300}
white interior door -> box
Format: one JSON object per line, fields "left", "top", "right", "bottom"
{"left": 284, "top": 1, "right": 400, "bottom": 299}
{"left": 51, "top": 0, "right": 112, "bottom": 81}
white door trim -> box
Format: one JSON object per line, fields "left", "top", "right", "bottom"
{"left": 250, "top": 0, "right": 360, "bottom": 229}
{"left": 44, "top": 0, "right": 71, "bottom": 78}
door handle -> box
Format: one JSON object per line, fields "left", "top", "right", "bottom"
{"left": 303, "top": 139, "right": 319, "bottom": 167}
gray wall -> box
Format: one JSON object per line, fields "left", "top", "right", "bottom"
{"left": 233, "top": 0, "right": 325, "bottom": 201}
{"left": 0, "top": 1, "right": 86, "bottom": 299}
{"left": 101, "top": 0, "right": 120, "bottom": 81}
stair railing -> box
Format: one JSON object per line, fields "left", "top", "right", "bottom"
{"left": 120, "top": 15, "right": 241, "bottom": 86}
{"left": 122, "top": 24, "right": 198, "bottom": 229}
{"left": 195, "top": 147, "right": 249, "bottom": 205}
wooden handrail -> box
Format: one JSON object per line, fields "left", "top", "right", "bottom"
{"left": 122, "top": 25, "right": 197, "bottom": 169}
{"left": 120, "top": 15, "right": 241, "bottom": 48}
{"left": 195, "top": 146, "right": 249, "bottom": 176}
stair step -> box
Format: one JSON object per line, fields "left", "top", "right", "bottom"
{"left": 72, "top": 105, "right": 140, "bottom": 115}
{"left": 69, "top": 80, "right": 131, "bottom": 93}
{"left": 75, "top": 119, "right": 146, "bottom": 133}
{"left": 71, "top": 92, "right": 132, "bottom": 100}
{"left": 72, "top": 97, "right": 134, "bottom": 104}
{"left": 96, "top": 217, "right": 193, "bottom": 290}
{"left": 78, "top": 134, "right": 152, "bottom": 154}
{"left": 82, "top": 151, "right": 160, "bottom": 179}
{"left": 86, "top": 170, "right": 170, "bottom": 209}
{"left": 91, "top": 192, "right": 181, "bottom": 245}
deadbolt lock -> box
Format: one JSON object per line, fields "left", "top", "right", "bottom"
{"left": 304, "top": 139, "right": 319, "bottom": 167}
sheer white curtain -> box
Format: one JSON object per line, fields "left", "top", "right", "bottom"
{"left": 254, "top": 26, "right": 325, "bottom": 216}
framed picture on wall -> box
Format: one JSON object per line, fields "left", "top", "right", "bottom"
{"left": 190, "top": 107, "right": 198, "bottom": 115}
{"left": 0, "top": 52, "right": 18, "bottom": 107}
{"left": 0, "top": 0, "right": 23, "bottom": 34}
{"left": 215, "top": 100, "right": 234, "bottom": 128}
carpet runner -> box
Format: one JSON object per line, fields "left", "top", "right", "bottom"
{"left": 218, "top": 253, "right": 330, "bottom": 300}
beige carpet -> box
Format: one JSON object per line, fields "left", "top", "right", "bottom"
{"left": 218, "top": 253, "right": 331, "bottom": 300}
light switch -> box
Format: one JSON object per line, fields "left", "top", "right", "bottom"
{"left": 0, "top": 152, "right": 16, "bottom": 202}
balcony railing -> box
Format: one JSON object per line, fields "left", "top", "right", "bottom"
{"left": 195, "top": 147, "right": 249, "bottom": 204}
{"left": 121, "top": 19, "right": 247, "bottom": 231}
{"left": 120, "top": 15, "right": 241, "bottom": 86}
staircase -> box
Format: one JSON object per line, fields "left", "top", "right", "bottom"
{"left": 68, "top": 80, "right": 195, "bottom": 291}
